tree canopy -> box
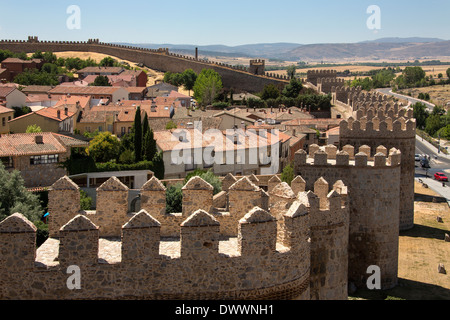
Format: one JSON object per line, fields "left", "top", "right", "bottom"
{"left": 193, "top": 69, "right": 223, "bottom": 107}
{"left": 85, "top": 131, "right": 121, "bottom": 163}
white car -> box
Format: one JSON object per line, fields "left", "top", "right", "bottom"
{"left": 415, "top": 154, "right": 420, "bottom": 161}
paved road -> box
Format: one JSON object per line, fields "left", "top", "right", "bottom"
{"left": 376, "top": 88, "right": 435, "bottom": 112}
{"left": 415, "top": 136, "right": 450, "bottom": 202}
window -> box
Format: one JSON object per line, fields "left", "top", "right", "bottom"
{"left": 1, "top": 157, "right": 13, "bottom": 168}
{"left": 2, "top": 117, "right": 5, "bottom": 126}
{"left": 30, "top": 154, "right": 59, "bottom": 165}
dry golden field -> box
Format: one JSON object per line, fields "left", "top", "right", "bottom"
{"left": 398, "top": 85, "right": 450, "bottom": 109}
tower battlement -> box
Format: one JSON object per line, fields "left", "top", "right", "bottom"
{"left": 339, "top": 117, "right": 416, "bottom": 139}
{"left": 353, "top": 102, "right": 413, "bottom": 121}
{"left": 306, "top": 69, "right": 337, "bottom": 86}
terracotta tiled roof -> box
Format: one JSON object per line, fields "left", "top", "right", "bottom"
{"left": 154, "top": 128, "right": 281, "bottom": 152}
{"left": 168, "top": 90, "right": 190, "bottom": 99}
{"left": 36, "top": 107, "right": 75, "bottom": 121}
{"left": 9, "top": 107, "right": 75, "bottom": 123}
{"left": 26, "top": 94, "right": 57, "bottom": 103}
{"left": 0, "top": 132, "right": 69, "bottom": 157}
{"left": 53, "top": 95, "right": 91, "bottom": 111}
{"left": 52, "top": 133, "right": 89, "bottom": 148}
{"left": 126, "top": 87, "right": 147, "bottom": 93}
{"left": 0, "top": 87, "right": 16, "bottom": 98}
{"left": 0, "top": 106, "right": 14, "bottom": 114}
{"left": 48, "top": 85, "right": 124, "bottom": 96}
{"left": 22, "top": 85, "right": 54, "bottom": 94}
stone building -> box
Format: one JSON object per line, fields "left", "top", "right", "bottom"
{"left": 0, "top": 132, "right": 88, "bottom": 188}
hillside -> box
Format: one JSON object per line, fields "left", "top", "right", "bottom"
{"left": 282, "top": 41, "right": 450, "bottom": 63}
{"left": 116, "top": 38, "right": 450, "bottom": 63}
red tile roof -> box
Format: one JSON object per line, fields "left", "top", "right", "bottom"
{"left": 48, "top": 85, "right": 125, "bottom": 96}
{"left": 0, "top": 106, "right": 14, "bottom": 114}
{"left": 0, "top": 87, "right": 17, "bottom": 98}
{"left": 0, "top": 132, "right": 69, "bottom": 157}
{"left": 9, "top": 107, "right": 75, "bottom": 123}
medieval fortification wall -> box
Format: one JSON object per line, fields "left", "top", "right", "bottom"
{"left": 294, "top": 144, "right": 402, "bottom": 289}
{"left": 0, "top": 174, "right": 350, "bottom": 300}
{"left": 0, "top": 37, "right": 289, "bottom": 93}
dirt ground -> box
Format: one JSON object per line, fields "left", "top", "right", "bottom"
{"left": 350, "top": 182, "right": 450, "bottom": 300}
{"left": 398, "top": 85, "right": 450, "bottom": 109}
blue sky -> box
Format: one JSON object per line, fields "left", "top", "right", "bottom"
{"left": 0, "top": 0, "right": 449, "bottom": 46}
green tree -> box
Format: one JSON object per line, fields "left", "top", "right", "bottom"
{"left": 282, "top": 78, "right": 303, "bottom": 98}
{"left": 446, "top": 68, "right": 450, "bottom": 79}
{"left": 31, "top": 51, "right": 44, "bottom": 59}
{"left": 166, "top": 183, "right": 183, "bottom": 214}
{"left": 437, "top": 124, "right": 450, "bottom": 140}
{"left": 134, "top": 107, "right": 143, "bottom": 162}
{"left": 99, "top": 56, "right": 116, "bottom": 67}
{"left": 142, "top": 129, "right": 157, "bottom": 162}
{"left": 119, "top": 149, "right": 134, "bottom": 164}
{"left": 91, "top": 75, "right": 111, "bottom": 86}
{"left": 402, "top": 66, "right": 426, "bottom": 86}
{"left": 261, "top": 84, "right": 281, "bottom": 100}
{"left": 80, "top": 190, "right": 93, "bottom": 210}
{"left": 413, "top": 103, "right": 429, "bottom": 130}
{"left": 86, "top": 131, "right": 121, "bottom": 163}
{"left": 152, "top": 151, "right": 165, "bottom": 180}
{"left": 13, "top": 69, "right": 59, "bottom": 86}
{"left": 280, "top": 163, "right": 294, "bottom": 185}
{"left": 193, "top": 69, "right": 223, "bottom": 107}
{"left": 286, "top": 65, "right": 296, "bottom": 79}
{"left": 182, "top": 69, "right": 197, "bottom": 96}
{"left": 425, "top": 113, "right": 442, "bottom": 137}
{"left": 165, "top": 120, "right": 177, "bottom": 130}
{"left": 41, "top": 63, "right": 58, "bottom": 74}
{"left": 26, "top": 124, "right": 42, "bottom": 133}
{"left": 42, "top": 52, "right": 57, "bottom": 64}
{"left": 0, "top": 162, "right": 43, "bottom": 224}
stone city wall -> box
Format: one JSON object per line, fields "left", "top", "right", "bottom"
{"left": 294, "top": 145, "right": 402, "bottom": 290}
{"left": 0, "top": 39, "right": 289, "bottom": 93}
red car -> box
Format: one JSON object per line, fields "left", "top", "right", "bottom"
{"left": 434, "top": 172, "right": 449, "bottom": 182}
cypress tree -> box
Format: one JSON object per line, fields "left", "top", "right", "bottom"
{"left": 134, "top": 106, "right": 142, "bottom": 162}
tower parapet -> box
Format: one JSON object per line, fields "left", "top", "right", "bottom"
{"left": 339, "top": 117, "right": 416, "bottom": 231}
{"left": 294, "top": 145, "right": 401, "bottom": 290}
{"left": 306, "top": 70, "right": 337, "bottom": 86}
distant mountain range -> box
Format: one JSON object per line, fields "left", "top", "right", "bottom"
{"left": 116, "top": 37, "right": 450, "bottom": 62}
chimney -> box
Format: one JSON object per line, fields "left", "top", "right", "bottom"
{"left": 35, "top": 135, "right": 43, "bottom": 144}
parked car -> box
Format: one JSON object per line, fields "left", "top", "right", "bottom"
{"left": 415, "top": 154, "right": 420, "bottom": 161}
{"left": 434, "top": 172, "right": 449, "bottom": 182}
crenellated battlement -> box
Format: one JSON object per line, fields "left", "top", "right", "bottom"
{"left": 0, "top": 37, "right": 289, "bottom": 93}
{"left": 306, "top": 69, "right": 337, "bottom": 86}
{"left": 339, "top": 116, "right": 416, "bottom": 139}
{"left": 317, "top": 78, "right": 346, "bottom": 94}
{"left": 295, "top": 143, "right": 402, "bottom": 168}
{"left": 0, "top": 174, "right": 351, "bottom": 300}
{"left": 353, "top": 103, "right": 413, "bottom": 121}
